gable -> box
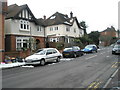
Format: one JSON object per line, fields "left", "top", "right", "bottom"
{"left": 6, "top": 4, "right": 38, "bottom": 24}
{"left": 18, "top": 9, "right": 33, "bottom": 20}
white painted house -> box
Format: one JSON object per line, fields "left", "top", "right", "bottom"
{"left": 38, "top": 12, "right": 84, "bottom": 44}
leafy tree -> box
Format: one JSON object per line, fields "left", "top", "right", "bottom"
{"left": 79, "top": 21, "right": 88, "bottom": 35}
{"left": 88, "top": 31, "right": 100, "bottom": 45}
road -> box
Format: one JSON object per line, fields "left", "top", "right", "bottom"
{"left": 2, "top": 47, "right": 119, "bottom": 88}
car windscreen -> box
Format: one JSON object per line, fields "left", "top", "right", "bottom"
{"left": 35, "top": 49, "right": 46, "bottom": 55}
{"left": 114, "top": 45, "right": 120, "bottom": 48}
{"left": 63, "top": 48, "right": 73, "bottom": 52}
{"left": 85, "top": 45, "right": 93, "bottom": 48}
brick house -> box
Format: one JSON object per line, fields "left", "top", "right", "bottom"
{"left": 99, "top": 26, "right": 118, "bottom": 46}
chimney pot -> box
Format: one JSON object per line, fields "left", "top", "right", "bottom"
{"left": 70, "top": 11, "right": 73, "bottom": 18}
{"left": 43, "top": 15, "right": 46, "bottom": 20}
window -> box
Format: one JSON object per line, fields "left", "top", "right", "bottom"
{"left": 46, "top": 50, "right": 53, "bottom": 55}
{"left": 74, "top": 28, "right": 76, "bottom": 33}
{"left": 16, "top": 37, "right": 29, "bottom": 51}
{"left": 55, "top": 27, "right": 58, "bottom": 30}
{"left": 49, "top": 38, "right": 59, "bottom": 42}
{"left": 50, "top": 27, "right": 53, "bottom": 31}
{"left": 66, "top": 27, "right": 70, "bottom": 32}
{"left": 52, "top": 49, "right": 57, "bottom": 53}
{"left": 37, "top": 26, "right": 42, "bottom": 32}
{"left": 20, "top": 20, "right": 30, "bottom": 31}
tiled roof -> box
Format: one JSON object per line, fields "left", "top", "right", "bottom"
{"left": 6, "top": 4, "right": 44, "bottom": 26}
{"left": 41, "top": 12, "right": 81, "bottom": 28}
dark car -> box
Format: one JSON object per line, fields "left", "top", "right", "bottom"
{"left": 82, "top": 44, "right": 97, "bottom": 53}
{"left": 117, "top": 39, "right": 120, "bottom": 44}
{"left": 62, "top": 46, "right": 84, "bottom": 58}
{"left": 112, "top": 44, "right": 120, "bottom": 54}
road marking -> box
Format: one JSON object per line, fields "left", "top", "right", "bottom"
{"left": 94, "top": 82, "right": 101, "bottom": 89}
{"left": 103, "top": 68, "right": 119, "bottom": 88}
{"left": 86, "top": 82, "right": 96, "bottom": 90}
{"left": 111, "top": 62, "right": 118, "bottom": 68}
{"left": 86, "top": 55, "right": 97, "bottom": 60}
{"left": 87, "top": 81, "right": 102, "bottom": 90}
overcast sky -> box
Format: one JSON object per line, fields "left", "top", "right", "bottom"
{"left": 8, "top": 0, "right": 119, "bottom": 33}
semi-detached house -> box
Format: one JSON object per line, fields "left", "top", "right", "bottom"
{"left": 38, "top": 12, "right": 84, "bottom": 44}
{"left": 5, "top": 4, "right": 84, "bottom": 57}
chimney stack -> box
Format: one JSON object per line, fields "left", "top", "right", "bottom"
{"left": 70, "top": 11, "right": 73, "bottom": 18}
{"left": 43, "top": 15, "right": 46, "bottom": 20}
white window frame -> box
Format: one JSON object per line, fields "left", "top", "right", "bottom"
{"left": 16, "top": 37, "right": 29, "bottom": 50}
{"left": 19, "top": 20, "right": 30, "bottom": 31}
{"left": 37, "top": 26, "right": 42, "bottom": 32}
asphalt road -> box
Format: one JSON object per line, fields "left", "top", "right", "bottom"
{"left": 2, "top": 47, "right": 119, "bottom": 88}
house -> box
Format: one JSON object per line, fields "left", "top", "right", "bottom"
{"left": 5, "top": 4, "right": 45, "bottom": 53}
{"left": 99, "top": 26, "right": 118, "bottom": 46}
{"left": 0, "top": 1, "right": 7, "bottom": 62}
{"left": 38, "top": 12, "right": 84, "bottom": 47}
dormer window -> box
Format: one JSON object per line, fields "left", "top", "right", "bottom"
{"left": 19, "top": 20, "right": 30, "bottom": 31}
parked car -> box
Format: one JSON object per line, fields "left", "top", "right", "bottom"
{"left": 25, "top": 48, "right": 62, "bottom": 65}
{"left": 62, "top": 46, "right": 84, "bottom": 58}
{"left": 117, "top": 39, "right": 120, "bottom": 44}
{"left": 82, "top": 44, "right": 97, "bottom": 53}
{"left": 112, "top": 44, "right": 120, "bottom": 54}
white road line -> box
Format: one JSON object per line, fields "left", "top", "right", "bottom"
{"left": 86, "top": 55, "right": 97, "bottom": 60}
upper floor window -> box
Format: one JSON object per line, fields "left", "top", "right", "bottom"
{"left": 50, "top": 27, "right": 53, "bottom": 31}
{"left": 55, "top": 27, "right": 58, "bottom": 30}
{"left": 37, "top": 26, "right": 42, "bottom": 32}
{"left": 20, "top": 20, "right": 30, "bottom": 31}
{"left": 74, "top": 28, "right": 76, "bottom": 33}
{"left": 66, "top": 27, "right": 70, "bottom": 32}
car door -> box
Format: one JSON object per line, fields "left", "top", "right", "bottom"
{"left": 92, "top": 46, "right": 96, "bottom": 51}
{"left": 46, "top": 49, "right": 54, "bottom": 62}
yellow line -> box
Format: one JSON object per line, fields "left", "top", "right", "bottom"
{"left": 86, "top": 82, "right": 96, "bottom": 90}
{"left": 111, "top": 62, "right": 117, "bottom": 68}
{"left": 94, "top": 82, "right": 101, "bottom": 89}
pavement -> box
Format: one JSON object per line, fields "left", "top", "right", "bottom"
{"left": 0, "top": 62, "right": 26, "bottom": 69}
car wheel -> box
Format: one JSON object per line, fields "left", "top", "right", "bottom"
{"left": 56, "top": 57, "right": 60, "bottom": 62}
{"left": 40, "top": 59, "right": 45, "bottom": 66}
{"left": 96, "top": 50, "right": 97, "bottom": 53}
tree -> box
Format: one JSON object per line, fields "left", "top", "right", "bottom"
{"left": 79, "top": 21, "right": 88, "bottom": 35}
{"left": 88, "top": 31, "right": 100, "bottom": 45}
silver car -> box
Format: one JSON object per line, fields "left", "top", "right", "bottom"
{"left": 112, "top": 45, "right": 120, "bottom": 54}
{"left": 25, "top": 48, "right": 62, "bottom": 65}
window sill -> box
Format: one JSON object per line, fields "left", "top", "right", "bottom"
{"left": 19, "top": 29, "right": 30, "bottom": 32}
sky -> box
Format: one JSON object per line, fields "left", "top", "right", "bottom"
{"left": 8, "top": 0, "right": 119, "bottom": 33}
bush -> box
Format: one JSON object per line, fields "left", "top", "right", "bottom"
{"left": 56, "top": 42, "right": 64, "bottom": 50}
